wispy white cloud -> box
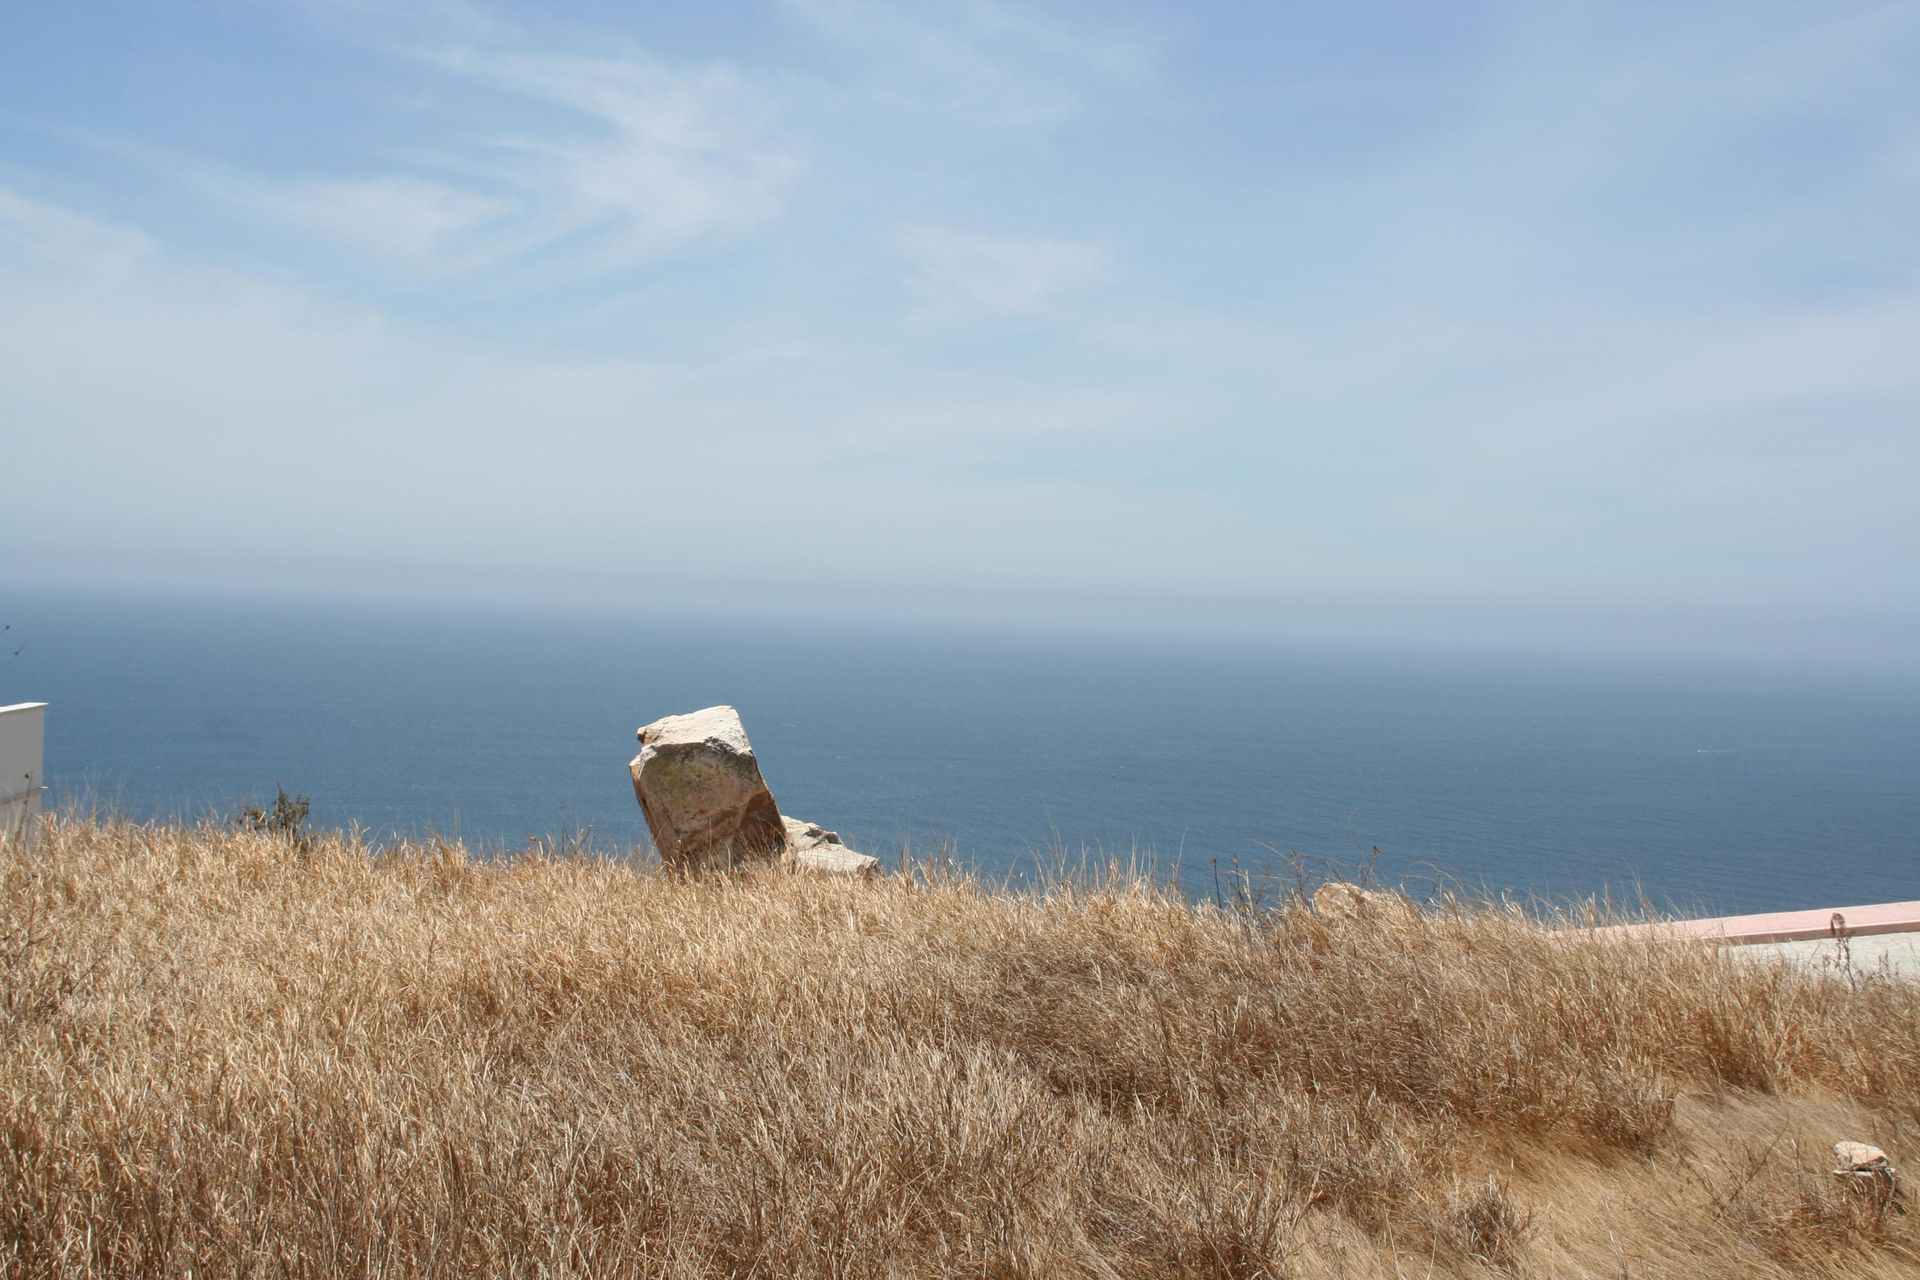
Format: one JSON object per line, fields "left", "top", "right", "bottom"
{"left": 413, "top": 48, "right": 801, "bottom": 276}
{"left": 777, "top": 0, "right": 1154, "bottom": 124}
{"left": 896, "top": 225, "right": 1110, "bottom": 314}
{"left": 242, "top": 175, "right": 509, "bottom": 264}
{"left": 0, "top": 188, "right": 149, "bottom": 277}
{"left": 124, "top": 6, "right": 803, "bottom": 283}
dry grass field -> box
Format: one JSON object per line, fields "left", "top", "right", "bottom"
{"left": 2, "top": 816, "right": 1917, "bottom": 1278}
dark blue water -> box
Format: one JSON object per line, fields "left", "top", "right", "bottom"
{"left": 5, "top": 588, "right": 1916, "bottom": 915}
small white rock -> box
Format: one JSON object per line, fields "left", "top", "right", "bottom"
{"left": 1835, "top": 1141, "right": 1891, "bottom": 1173}
{"left": 1313, "top": 880, "right": 1414, "bottom": 922}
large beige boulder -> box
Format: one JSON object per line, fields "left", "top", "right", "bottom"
{"left": 631, "top": 706, "right": 787, "bottom": 870}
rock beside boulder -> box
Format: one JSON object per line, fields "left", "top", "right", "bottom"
{"left": 631, "top": 706, "right": 786, "bottom": 871}
{"left": 782, "top": 816, "right": 881, "bottom": 877}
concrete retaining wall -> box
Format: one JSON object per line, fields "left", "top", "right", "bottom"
{"left": 0, "top": 702, "right": 47, "bottom": 849}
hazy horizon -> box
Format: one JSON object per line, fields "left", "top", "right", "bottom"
{"left": 4, "top": 1, "right": 1917, "bottom": 666}
{"left": 5, "top": 578, "right": 1918, "bottom": 684}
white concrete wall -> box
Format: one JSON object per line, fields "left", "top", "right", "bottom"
{"left": 0, "top": 702, "right": 47, "bottom": 848}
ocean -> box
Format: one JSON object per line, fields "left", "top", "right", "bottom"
{"left": 6, "top": 588, "right": 1916, "bottom": 916}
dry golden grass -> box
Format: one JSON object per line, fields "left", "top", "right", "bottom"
{"left": 3, "top": 816, "right": 1917, "bottom": 1278}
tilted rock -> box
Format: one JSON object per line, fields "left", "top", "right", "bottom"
{"left": 630, "top": 705, "right": 882, "bottom": 877}
{"left": 631, "top": 706, "right": 786, "bottom": 871}
{"left": 782, "top": 816, "right": 881, "bottom": 877}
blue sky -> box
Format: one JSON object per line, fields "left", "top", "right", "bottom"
{"left": 2, "top": 0, "right": 1917, "bottom": 660}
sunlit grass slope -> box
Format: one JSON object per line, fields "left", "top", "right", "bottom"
{"left": 3, "top": 817, "right": 1918, "bottom": 1277}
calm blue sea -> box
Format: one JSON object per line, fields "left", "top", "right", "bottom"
{"left": 5, "top": 588, "right": 1916, "bottom": 916}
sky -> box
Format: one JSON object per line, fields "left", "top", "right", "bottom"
{"left": 1, "top": 0, "right": 1917, "bottom": 663}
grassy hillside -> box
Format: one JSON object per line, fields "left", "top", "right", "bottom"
{"left": 3, "top": 817, "right": 1917, "bottom": 1278}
